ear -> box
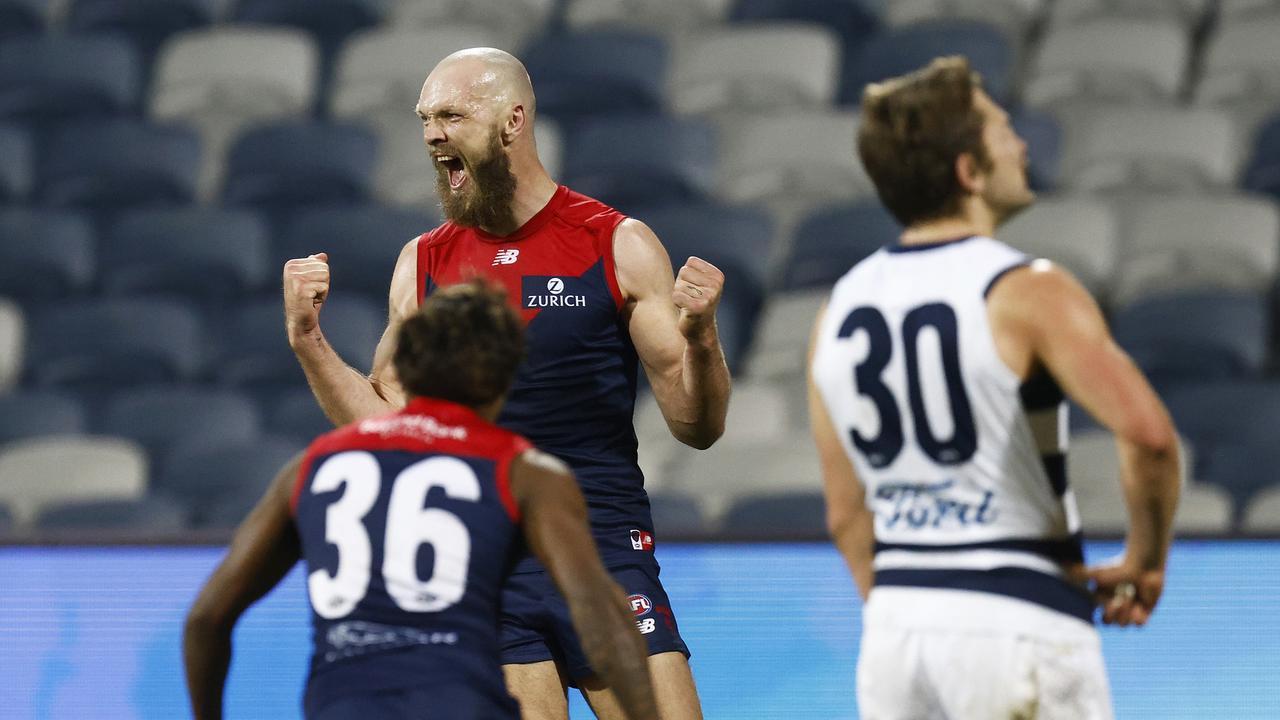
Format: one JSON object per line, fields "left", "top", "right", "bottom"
{"left": 502, "top": 104, "right": 526, "bottom": 146}
{"left": 955, "top": 152, "right": 985, "bottom": 195}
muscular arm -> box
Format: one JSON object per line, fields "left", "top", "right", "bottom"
{"left": 511, "top": 449, "right": 658, "bottom": 719}
{"left": 989, "top": 261, "right": 1181, "bottom": 583}
{"left": 614, "top": 219, "right": 730, "bottom": 449}
{"left": 285, "top": 240, "right": 415, "bottom": 426}
{"left": 807, "top": 305, "right": 875, "bottom": 600}
{"left": 184, "top": 455, "right": 304, "bottom": 720}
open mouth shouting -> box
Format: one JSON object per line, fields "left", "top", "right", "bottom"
{"left": 434, "top": 153, "right": 467, "bottom": 190}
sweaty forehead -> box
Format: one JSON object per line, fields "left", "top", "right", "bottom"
{"left": 418, "top": 62, "right": 503, "bottom": 114}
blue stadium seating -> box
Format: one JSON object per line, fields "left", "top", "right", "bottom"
{"left": 0, "top": 210, "right": 94, "bottom": 300}
{"left": 276, "top": 205, "right": 438, "bottom": 297}
{"left": 1112, "top": 291, "right": 1269, "bottom": 386}
{"left": 66, "top": 0, "right": 218, "bottom": 59}
{"left": 26, "top": 299, "right": 203, "bottom": 390}
{"left": 222, "top": 121, "right": 378, "bottom": 212}
{"left": 647, "top": 491, "right": 709, "bottom": 538}
{"left": 1243, "top": 113, "right": 1280, "bottom": 202}
{"left": 0, "top": 123, "right": 31, "bottom": 203}
{"left": 231, "top": 0, "right": 386, "bottom": 55}
{"left": 721, "top": 491, "right": 827, "bottom": 539}
{"left": 1164, "top": 381, "right": 1280, "bottom": 460}
{"left": 159, "top": 436, "right": 304, "bottom": 527}
{"left": 731, "top": 0, "right": 881, "bottom": 48}
{"left": 266, "top": 387, "right": 334, "bottom": 443}
{"left": 840, "top": 20, "right": 1015, "bottom": 106}
{"left": 1198, "top": 442, "right": 1280, "bottom": 513}
{"left": 35, "top": 495, "right": 189, "bottom": 532}
{"left": 96, "top": 386, "right": 262, "bottom": 460}
{"left": 0, "top": 502, "right": 11, "bottom": 536}
{"left": 561, "top": 116, "right": 717, "bottom": 212}
{"left": 0, "top": 35, "right": 140, "bottom": 122}
{"left": 783, "top": 201, "right": 901, "bottom": 290}
{"left": 522, "top": 31, "right": 669, "bottom": 122}
{"left": 0, "top": 391, "right": 87, "bottom": 445}
{"left": 1012, "top": 109, "right": 1063, "bottom": 191}
{"left": 0, "top": 0, "right": 48, "bottom": 39}
{"left": 37, "top": 120, "right": 201, "bottom": 211}
{"left": 213, "top": 294, "right": 383, "bottom": 391}
{"left": 101, "top": 208, "right": 270, "bottom": 299}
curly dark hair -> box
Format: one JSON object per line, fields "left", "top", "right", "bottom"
{"left": 394, "top": 279, "right": 524, "bottom": 407}
{"left": 857, "top": 56, "right": 992, "bottom": 227}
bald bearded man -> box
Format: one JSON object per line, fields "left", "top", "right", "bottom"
{"left": 282, "top": 49, "right": 725, "bottom": 719}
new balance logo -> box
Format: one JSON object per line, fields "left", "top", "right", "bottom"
{"left": 492, "top": 248, "right": 520, "bottom": 266}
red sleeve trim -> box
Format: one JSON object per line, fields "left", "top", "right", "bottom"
{"left": 601, "top": 215, "right": 627, "bottom": 311}
{"left": 495, "top": 435, "right": 533, "bottom": 524}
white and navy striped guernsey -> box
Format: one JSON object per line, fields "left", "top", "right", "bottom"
{"left": 812, "top": 235, "right": 1091, "bottom": 624}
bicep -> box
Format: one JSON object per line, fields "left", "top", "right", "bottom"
{"left": 614, "top": 220, "right": 685, "bottom": 381}
{"left": 369, "top": 238, "right": 419, "bottom": 403}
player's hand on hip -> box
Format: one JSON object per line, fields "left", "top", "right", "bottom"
{"left": 1086, "top": 557, "right": 1165, "bottom": 628}
{"left": 283, "top": 252, "right": 330, "bottom": 343}
{"left": 673, "top": 256, "right": 724, "bottom": 344}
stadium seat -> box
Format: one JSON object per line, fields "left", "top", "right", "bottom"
{"left": 647, "top": 491, "right": 711, "bottom": 538}
{"left": 1012, "top": 109, "right": 1063, "bottom": 191}
{"left": 0, "top": 35, "right": 141, "bottom": 123}
{"left": 564, "top": 0, "right": 731, "bottom": 35}
{"left": 0, "top": 436, "right": 147, "bottom": 528}
{"left": 97, "top": 386, "right": 262, "bottom": 460}
{"left": 717, "top": 381, "right": 792, "bottom": 447}
{"left": 101, "top": 208, "right": 271, "bottom": 299}
{"left": 883, "top": 0, "right": 1045, "bottom": 46}
{"left": 26, "top": 299, "right": 203, "bottom": 390}
{"left": 222, "top": 121, "right": 377, "bottom": 212}
{"left": 35, "top": 495, "right": 189, "bottom": 533}
{"left": 1241, "top": 484, "right": 1280, "bottom": 534}
{"left": 1069, "top": 430, "right": 1210, "bottom": 533}
{"left": 0, "top": 503, "right": 11, "bottom": 536}
{"left": 1198, "top": 442, "right": 1280, "bottom": 511}
{"left": 523, "top": 31, "right": 669, "bottom": 122}
{"left": 36, "top": 120, "right": 201, "bottom": 211}
{"left": 66, "top": 0, "right": 217, "bottom": 59}
{"left": 0, "top": 391, "right": 87, "bottom": 446}
{"left": 1164, "top": 381, "right": 1280, "bottom": 461}
{"left": 1059, "top": 106, "right": 1240, "bottom": 192}
{"left": 721, "top": 491, "right": 826, "bottom": 540}
{"left": 782, "top": 201, "right": 900, "bottom": 291}
{"left": 159, "top": 436, "right": 303, "bottom": 527}
{"left": 1027, "top": 19, "right": 1189, "bottom": 108}
{"left": 230, "top": 0, "right": 386, "bottom": 54}
{"left": 1218, "top": 0, "right": 1280, "bottom": 23}
{"left": 0, "top": 298, "right": 21, "bottom": 392}
{"left": 840, "top": 20, "right": 1015, "bottom": 107}
{"left": 214, "top": 294, "right": 383, "bottom": 391}
{"left": 1244, "top": 113, "right": 1280, "bottom": 201}
{"left": 387, "top": 0, "right": 555, "bottom": 49}
{"left": 0, "top": 123, "right": 31, "bottom": 203}
{"left": 266, "top": 387, "right": 334, "bottom": 443}
{"left": 730, "top": 0, "right": 880, "bottom": 47}
{"left": 1112, "top": 291, "right": 1269, "bottom": 385}
{"left": 561, "top": 116, "right": 717, "bottom": 212}
{"left": 275, "top": 206, "right": 438, "bottom": 297}
{"left": 0, "top": 210, "right": 95, "bottom": 300}
{"left": 677, "top": 441, "right": 823, "bottom": 520}
{"left": 1048, "top": 0, "right": 1210, "bottom": 28}
{"left": 1172, "top": 484, "right": 1234, "bottom": 534}
{"left": 671, "top": 24, "right": 840, "bottom": 116}
{"left": 999, "top": 196, "right": 1118, "bottom": 299}
{"left": 0, "top": 0, "right": 49, "bottom": 39}
{"left": 329, "top": 25, "right": 506, "bottom": 119}
{"left": 1111, "top": 195, "right": 1280, "bottom": 306}
{"left": 1198, "top": 19, "right": 1280, "bottom": 113}
{"left": 745, "top": 289, "right": 828, "bottom": 380}
{"left": 714, "top": 111, "right": 873, "bottom": 214}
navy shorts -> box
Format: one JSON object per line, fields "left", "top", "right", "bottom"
{"left": 499, "top": 562, "right": 690, "bottom": 683}
{"left": 305, "top": 685, "right": 519, "bottom": 720}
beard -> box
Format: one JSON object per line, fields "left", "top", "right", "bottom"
{"left": 434, "top": 131, "right": 518, "bottom": 232}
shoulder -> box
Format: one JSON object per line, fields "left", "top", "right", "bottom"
{"left": 986, "top": 258, "right": 1100, "bottom": 334}
{"left": 420, "top": 221, "right": 464, "bottom": 250}
{"left": 555, "top": 186, "right": 627, "bottom": 230}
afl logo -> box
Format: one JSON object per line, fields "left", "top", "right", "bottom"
{"left": 628, "top": 594, "right": 653, "bottom": 617}
{"left": 547, "top": 278, "right": 564, "bottom": 295}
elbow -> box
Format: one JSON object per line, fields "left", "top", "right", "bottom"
{"left": 673, "top": 418, "right": 725, "bottom": 450}
{"left": 184, "top": 598, "right": 232, "bottom": 642}
{"left": 1129, "top": 414, "right": 1179, "bottom": 459}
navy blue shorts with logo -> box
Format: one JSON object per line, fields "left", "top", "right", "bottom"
{"left": 499, "top": 562, "right": 690, "bottom": 682}
{"left": 305, "top": 685, "right": 519, "bottom": 720}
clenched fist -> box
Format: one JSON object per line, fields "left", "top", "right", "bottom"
{"left": 673, "top": 256, "right": 724, "bottom": 344}
{"left": 283, "top": 252, "right": 330, "bottom": 344}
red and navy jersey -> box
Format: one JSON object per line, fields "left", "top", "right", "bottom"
{"left": 417, "top": 185, "right": 652, "bottom": 572}
{"left": 291, "top": 398, "right": 529, "bottom": 712}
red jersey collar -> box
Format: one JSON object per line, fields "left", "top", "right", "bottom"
{"left": 473, "top": 185, "right": 569, "bottom": 244}
{"left": 402, "top": 396, "right": 487, "bottom": 426}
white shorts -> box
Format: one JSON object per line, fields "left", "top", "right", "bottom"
{"left": 857, "top": 587, "right": 1114, "bottom": 720}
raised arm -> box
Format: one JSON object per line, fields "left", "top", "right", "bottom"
{"left": 511, "top": 449, "right": 658, "bottom": 719}
{"left": 184, "top": 455, "right": 304, "bottom": 720}
{"left": 614, "top": 219, "right": 730, "bottom": 449}
{"left": 988, "top": 260, "right": 1181, "bottom": 625}
{"left": 807, "top": 304, "right": 875, "bottom": 600}
{"left": 283, "top": 239, "right": 417, "bottom": 426}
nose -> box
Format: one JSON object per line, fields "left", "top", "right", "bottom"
{"left": 423, "top": 118, "right": 446, "bottom": 146}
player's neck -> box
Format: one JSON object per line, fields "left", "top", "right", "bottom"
{"left": 899, "top": 201, "right": 996, "bottom": 246}
{"left": 483, "top": 166, "right": 558, "bottom": 237}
